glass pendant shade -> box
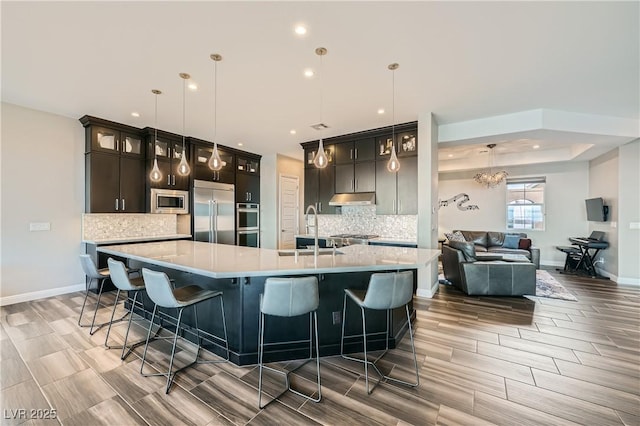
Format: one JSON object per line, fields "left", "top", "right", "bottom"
{"left": 473, "top": 144, "right": 507, "bottom": 188}
{"left": 313, "top": 139, "right": 328, "bottom": 168}
{"left": 150, "top": 157, "right": 162, "bottom": 182}
{"left": 149, "top": 89, "right": 163, "bottom": 183}
{"left": 386, "top": 62, "right": 400, "bottom": 173}
{"left": 387, "top": 146, "right": 401, "bottom": 172}
{"left": 177, "top": 151, "right": 190, "bottom": 176}
{"left": 208, "top": 143, "right": 223, "bottom": 171}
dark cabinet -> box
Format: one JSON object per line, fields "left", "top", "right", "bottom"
{"left": 193, "top": 144, "right": 235, "bottom": 184}
{"left": 335, "top": 162, "right": 376, "bottom": 193}
{"left": 236, "top": 156, "right": 260, "bottom": 203}
{"left": 376, "top": 131, "right": 417, "bottom": 160}
{"left": 375, "top": 156, "right": 417, "bottom": 215}
{"left": 147, "top": 136, "right": 190, "bottom": 190}
{"left": 81, "top": 117, "right": 145, "bottom": 213}
{"left": 334, "top": 138, "right": 375, "bottom": 193}
{"left": 335, "top": 138, "right": 376, "bottom": 164}
{"left": 304, "top": 165, "right": 336, "bottom": 214}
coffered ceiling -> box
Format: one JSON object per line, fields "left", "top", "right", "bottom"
{"left": 2, "top": 2, "right": 638, "bottom": 171}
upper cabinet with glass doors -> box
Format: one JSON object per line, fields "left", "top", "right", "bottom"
{"left": 90, "top": 126, "right": 143, "bottom": 158}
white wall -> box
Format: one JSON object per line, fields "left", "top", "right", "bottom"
{"left": 588, "top": 148, "right": 619, "bottom": 277}
{"left": 1, "top": 103, "right": 85, "bottom": 303}
{"left": 617, "top": 139, "right": 640, "bottom": 283}
{"left": 259, "top": 154, "right": 277, "bottom": 249}
{"left": 438, "top": 161, "right": 590, "bottom": 266}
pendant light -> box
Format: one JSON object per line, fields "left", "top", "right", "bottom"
{"left": 149, "top": 89, "right": 163, "bottom": 182}
{"left": 386, "top": 63, "right": 400, "bottom": 173}
{"left": 208, "top": 54, "right": 223, "bottom": 171}
{"left": 473, "top": 144, "right": 508, "bottom": 188}
{"left": 313, "top": 47, "right": 329, "bottom": 169}
{"left": 176, "top": 73, "right": 191, "bottom": 176}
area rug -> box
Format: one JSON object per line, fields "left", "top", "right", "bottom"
{"left": 437, "top": 270, "right": 577, "bottom": 301}
{"left": 532, "top": 269, "right": 577, "bottom": 301}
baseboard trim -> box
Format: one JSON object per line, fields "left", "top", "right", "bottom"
{"left": 0, "top": 283, "right": 85, "bottom": 306}
{"left": 541, "top": 260, "right": 565, "bottom": 267}
{"left": 617, "top": 276, "right": 640, "bottom": 286}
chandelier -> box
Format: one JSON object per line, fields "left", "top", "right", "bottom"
{"left": 474, "top": 144, "right": 507, "bottom": 188}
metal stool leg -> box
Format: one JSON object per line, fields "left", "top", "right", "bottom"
{"left": 194, "top": 296, "right": 230, "bottom": 363}
{"left": 341, "top": 295, "right": 419, "bottom": 394}
{"left": 258, "top": 310, "right": 321, "bottom": 409}
{"left": 78, "top": 277, "right": 104, "bottom": 328}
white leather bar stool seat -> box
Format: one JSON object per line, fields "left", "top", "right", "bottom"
{"left": 340, "top": 270, "right": 419, "bottom": 394}
{"left": 258, "top": 276, "right": 322, "bottom": 409}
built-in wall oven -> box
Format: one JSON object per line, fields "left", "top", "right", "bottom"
{"left": 237, "top": 203, "right": 259, "bottom": 247}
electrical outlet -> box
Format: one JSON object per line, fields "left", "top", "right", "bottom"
{"left": 332, "top": 311, "right": 341, "bottom": 325}
{"left": 29, "top": 222, "right": 50, "bottom": 231}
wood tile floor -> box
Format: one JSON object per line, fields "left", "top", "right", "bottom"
{"left": 1, "top": 269, "right": 639, "bottom": 425}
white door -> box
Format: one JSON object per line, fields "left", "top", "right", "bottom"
{"left": 279, "top": 175, "right": 299, "bottom": 249}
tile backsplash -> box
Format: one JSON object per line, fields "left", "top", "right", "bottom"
{"left": 83, "top": 214, "right": 178, "bottom": 241}
{"left": 314, "top": 206, "right": 417, "bottom": 240}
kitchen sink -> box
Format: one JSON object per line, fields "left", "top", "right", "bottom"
{"left": 277, "top": 248, "right": 344, "bottom": 256}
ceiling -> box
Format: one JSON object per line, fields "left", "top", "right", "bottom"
{"left": 2, "top": 2, "right": 638, "bottom": 170}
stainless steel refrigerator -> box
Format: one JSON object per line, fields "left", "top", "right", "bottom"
{"left": 193, "top": 180, "right": 235, "bottom": 245}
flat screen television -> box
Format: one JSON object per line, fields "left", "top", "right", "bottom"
{"left": 585, "top": 197, "right": 608, "bottom": 222}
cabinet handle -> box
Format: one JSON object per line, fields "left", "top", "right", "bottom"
{"left": 122, "top": 199, "right": 125, "bottom": 211}
{"left": 249, "top": 192, "right": 252, "bottom": 201}
{"left": 355, "top": 179, "right": 358, "bottom": 191}
{"left": 115, "top": 198, "right": 119, "bottom": 211}
{"left": 172, "top": 175, "right": 175, "bottom": 186}
{"left": 355, "top": 148, "right": 358, "bottom": 159}
{"left": 392, "top": 199, "right": 396, "bottom": 214}
{"left": 168, "top": 175, "right": 171, "bottom": 185}
{"left": 319, "top": 202, "right": 322, "bottom": 212}
{"left": 350, "top": 148, "right": 353, "bottom": 160}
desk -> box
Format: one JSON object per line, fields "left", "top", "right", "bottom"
{"left": 556, "top": 238, "right": 609, "bottom": 279}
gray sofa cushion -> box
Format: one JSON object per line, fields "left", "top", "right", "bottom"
{"left": 487, "top": 247, "right": 532, "bottom": 257}
{"left": 459, "top": 231, "right": 488, "bottom": 247}
{"left": 447, "top": 241, "right": 476, "bottom": 261}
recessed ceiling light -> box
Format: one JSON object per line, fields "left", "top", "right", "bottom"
{"left": 188, "top": 82, "right": 198, "bottom": 91}
{"left": 294, "top": 25, "right": 307, "bottom": 35}
{"left": 448, "top": 154, "right": 454, "bottom": 158}
{"left": 131, "top": 112, "right": 140, "bottom": 118}
{"left": 237, "top": 142, "right": 243, "bottom": 147}
{"left": 290, "top": 129, "right": 297, "bottom": 135}
{"left": 533, "top": 144, "right": 540, "bottom": 149}
{"left": 304, "top": 69, "right": 314, "bottom": 78}
{"left": 377, "top": 108, "right": 385, "bottom": 114}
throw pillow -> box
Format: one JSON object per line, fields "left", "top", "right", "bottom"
{"left": 445, "top": 230, "right": 466, "bottom": 242}
{"left": 448, "top": 240, "right": 476, "bottom": 261}
{"left": 518, "top": 238, "right": 532, "bottom": 250}
{"left": 503, "top": 234, "right": 521, "bottom": 249}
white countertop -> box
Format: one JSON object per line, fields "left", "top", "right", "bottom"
{"left": 83, "top": 234, "right": 192, "bottom": 245}
{"left": 98, "top": 240, "right": 439, "bottom": 279}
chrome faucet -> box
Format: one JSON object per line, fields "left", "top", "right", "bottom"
{"left": 305, "top": 204, "right": 319, "bottom": 258}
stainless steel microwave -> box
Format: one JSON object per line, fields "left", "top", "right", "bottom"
{"left": 150, "top": 188, "right": 189, "bottom": 214}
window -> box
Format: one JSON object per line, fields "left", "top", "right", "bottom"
{"left": 506, "top": 177, "right": 545, "bottom": 230}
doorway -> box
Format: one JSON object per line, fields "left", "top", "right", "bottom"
{"left": 279, "top": 175, "right": 299, "bottom": 249}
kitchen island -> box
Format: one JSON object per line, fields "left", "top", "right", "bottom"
{"left": 98, "top": 240, "right": 439, "bottom": 365}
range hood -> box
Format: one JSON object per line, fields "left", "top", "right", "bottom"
{"left": 328, "top": 192, "right": 375, "bottom": 206}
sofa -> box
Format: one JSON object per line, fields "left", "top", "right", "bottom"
{"left": 442, "top": 240, "right": 536, "bottom": 296}
{"left": 451, "top": 230, "right": 540, "bottom": 269}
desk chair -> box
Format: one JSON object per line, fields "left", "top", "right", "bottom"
{"left": 258, "top": 276, "right": 321, "bottom": 409}
{"left": 140, "top": 268, "right": 229, "bottom": 394}
{"left": 340, "top": 270, "right": 419, "bottom": 394}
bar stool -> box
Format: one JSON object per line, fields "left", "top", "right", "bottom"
{"left": 78, "top": 254, "right": 111, "bottom": 335}
{"left": 140, "top": 268, "right": 229, "bottom": 394}
{"left": 258, "top": 276, "right": 321, "bottom": 409}
{"left": 104, "top": 258, "right": 153, "bottom": 360}
{"left": 340, "top": 270, "right": 419, "bottom": 394}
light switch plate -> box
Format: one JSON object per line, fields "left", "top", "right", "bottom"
{"left": 29, "top": 222, "right": 51, "bottom": 231}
